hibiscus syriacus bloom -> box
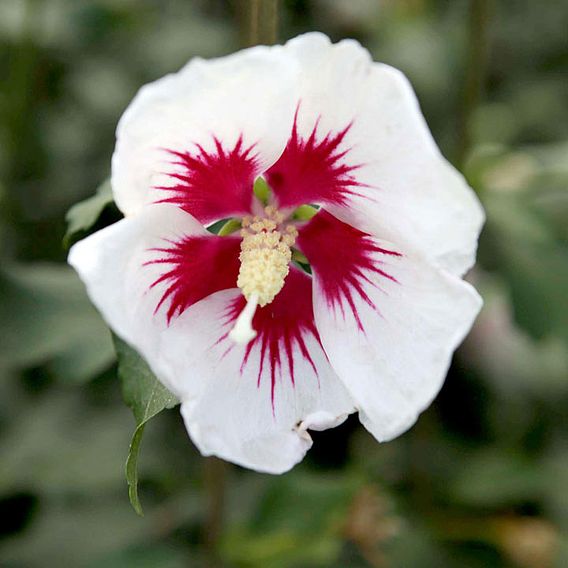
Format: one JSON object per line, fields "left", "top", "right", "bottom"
{"left": 69, "top": 33, "right": 483, "bottom": 473}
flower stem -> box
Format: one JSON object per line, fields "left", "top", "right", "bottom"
{"left": 456, "top": 0, "right": 492, "bottom": 167}
{"left": 202, "top": 457, "right": 228, "bottom": 568}
{"left": 240, "top": 0, "right": 279, "bottom": 46}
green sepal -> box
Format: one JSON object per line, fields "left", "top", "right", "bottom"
{"left": 114, "top": 336, "right": 179, "bottom": 516}
{"left": 291, "top": 249, "right": 309, "bottom": 265}
{"left": 218, "top": 218, "right": 242, "bottom": 236}
{"left": 253, "top": 177, "right": 271, "bottom": 205}
{"left": 293, "top": 204, "right": 318, "bottom": 221}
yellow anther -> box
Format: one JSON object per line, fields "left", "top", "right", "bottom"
{"left": 281, "top": 225, "right": 298, "bottom": 247}
{"left": 236, "top": 207, "right": 297, "bottom": 307}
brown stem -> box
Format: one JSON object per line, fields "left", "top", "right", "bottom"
{"left": 456, "top": 0, "right": 492, "bottom": 167}
{"left": 239, "top": 0, "right": 279, "bottom": 47}
{"left": 203, "top": 457, "right": 228, "bottom": 568}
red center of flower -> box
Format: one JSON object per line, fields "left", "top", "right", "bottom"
{"left": 265, "top": 110, "right": 367, "bottom": 210}
{"left": 146, "top": 111, "right": 397, "bottom": 405}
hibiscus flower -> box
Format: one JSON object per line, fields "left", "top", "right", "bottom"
{"left": 69, "top": 33, "right": 484, "bottom": 473}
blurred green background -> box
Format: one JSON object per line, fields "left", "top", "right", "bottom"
{"left": 1, "top": 0, "right": 567, "bottom": 566}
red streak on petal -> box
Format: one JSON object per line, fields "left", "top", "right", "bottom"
{"left": 223, "top": 268, "right": 321, "bottom": 410}
{"left": 297, "top": 210, "right": 401, "bottom": 332}
{"left": 156, "top": 135, "right": 258, "bottom": 224}
{"left": 265, "top": 107, "right": 366, "bottom": 210}
{"left": 146, "top": 234, "right": 241, "bottom": 323}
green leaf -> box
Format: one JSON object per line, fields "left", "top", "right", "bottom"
{"left": 449, "top": 449, "right": 544, "bottom": 508}
{"left": 125, "top": 425, "right": 148, "bottom": 516}
{"left": 114, "top": 337, "right": 179, "bottom": 515}
{"left": 475, "top": 145, "right": 568, "bottom": 346}
{"left": 222, "top": 471, "right": 360, "bottom": 567}
{"left": 483, "top": 191, "right": 568, "bottom": 344}
{"left": 0, "top": 264, "right": 115, "bottom": 381}
{"left": 64, "top": 180, "right": 115, "bottom": 247}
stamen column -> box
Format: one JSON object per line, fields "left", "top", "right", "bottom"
{"left": 237, "top": 206, "right": 297, "bottom": 307}
{"left": 229, "top": 206, "right": 297, "bottom": 344}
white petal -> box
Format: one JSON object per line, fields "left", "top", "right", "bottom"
{"left": 310, "top": 237, "right": 482, "bottom": 442}
{"left": 282, "top": 32, "right": 484, "bottom": 276}
{"left": 168, "top": 289, "right": 354, "bottom": 473}
{"left": 68, "top": 203, "right": 209, "bottom": 394}
{"left": 112, "top": 45, "right": 299, "bottom": 218}
{"left": 69, "top": 207, "right": 354, "bottom": 472}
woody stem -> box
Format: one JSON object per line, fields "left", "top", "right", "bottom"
{"left": 240, "top": 0, "right": 279, "bottom": 47}
{"left": 202, "top": 457, "right": 228, "bottom": 568}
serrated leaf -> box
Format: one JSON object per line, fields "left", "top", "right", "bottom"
{"left": 114, "top": 337, "right": 179, "bottom": 515}
{"left": 64, "top": 180, "right": 115, "bottom": 247}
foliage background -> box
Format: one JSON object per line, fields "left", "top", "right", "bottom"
{"left": 1, "top": 0, "right": 567, "bottom": 566}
